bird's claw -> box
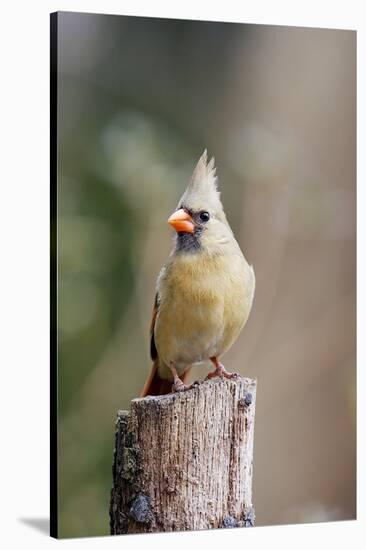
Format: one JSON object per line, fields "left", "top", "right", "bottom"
{"left": 205, "top": 363, "right": 237, "bottom": 381}
{"left": 172, "top": 378, "right": 190, "bottom": 393}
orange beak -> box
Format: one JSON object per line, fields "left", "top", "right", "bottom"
{"left": 167, "top": 208, "right": 195, "bottom": 234}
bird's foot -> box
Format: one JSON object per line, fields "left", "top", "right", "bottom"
{"left": 206, "top": 362, "right": 236, "bottom": 380}
{"left": 172, "top": 376, "right": 191, "bottom": 393}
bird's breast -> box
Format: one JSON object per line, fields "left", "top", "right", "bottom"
{"left": 155, "top": 252, "right": 255, "bottom": 371}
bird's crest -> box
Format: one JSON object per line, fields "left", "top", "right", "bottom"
{"left": 190, "top": 149, "right": 218, "bottom": 193}
{"left": 179, "top": 149, "right": 223, "bottom": 214}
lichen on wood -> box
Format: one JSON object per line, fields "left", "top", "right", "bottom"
{"left": 110, "top": 376, "right": 257, "bottom": 534}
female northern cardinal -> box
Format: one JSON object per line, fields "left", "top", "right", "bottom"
{"left": 141, "top": 150, "right": 255, "bottom": 396}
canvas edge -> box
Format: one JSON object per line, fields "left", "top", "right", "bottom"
{"left": 50, "top": 10, "right": 58, "bottom": 540}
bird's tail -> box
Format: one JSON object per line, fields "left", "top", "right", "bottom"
{"left": 140, "top": 359, "right": 172, "bottom": 397}
{"left": 140, "top": 359, "right": 191, "bottom": 397}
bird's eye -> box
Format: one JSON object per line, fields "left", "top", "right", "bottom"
{"left": 199, "top": 211, "right": 210, "bottom": 223}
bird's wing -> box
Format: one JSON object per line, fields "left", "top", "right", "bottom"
{"left": 141, "top": 288, "right": 192, "bottom": 397}
{"left": 150, "top": 292, "right": 159, "bottom": 361}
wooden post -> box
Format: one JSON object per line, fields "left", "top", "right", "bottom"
{"left": 110, "top": 376, "right": 257, "bottom": 534}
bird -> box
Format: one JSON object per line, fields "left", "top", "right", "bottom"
{"left": 140, "top": 150, "right": 255, "bottom": 397}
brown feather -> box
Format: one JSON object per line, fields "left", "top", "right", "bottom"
{"left": 140, "top": 359, "right": 171, "bottom": 397}
{"left": 150, "top": 293, "right": 159, "bottom": 361}
{"left": 140, "top": 362, "right": 192, "bottom": 397}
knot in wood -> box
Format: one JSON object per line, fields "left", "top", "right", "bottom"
{"left": 238, "top": 392, "right": 253, "bottom": 410}
{"left": 223, "top": 515, "right": 239, "bottom": 528}
{"left": 130, "top": 495, "right": 151, "bottom": 523}
{"left": 243, "top": 506, "right": 255, "bottom": 527}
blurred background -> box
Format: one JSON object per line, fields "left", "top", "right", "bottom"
{"left": 56, "top": 12, "right": 356, "bottom": 538}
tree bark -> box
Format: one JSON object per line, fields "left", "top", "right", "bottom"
{"left": 110, "top": 376, "right": 257, "bottom": 534}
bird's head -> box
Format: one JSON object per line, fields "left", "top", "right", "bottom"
{"left": 168, "top": 150, "right": 234, "bottom": 255}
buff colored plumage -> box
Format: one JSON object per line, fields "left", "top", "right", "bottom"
{"left": 141, "top": 150, "right": 255, "bottom": 396}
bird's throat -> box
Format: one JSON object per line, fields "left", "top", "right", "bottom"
{"left": 175, "top": 230, "right": 202, "bottom": 253}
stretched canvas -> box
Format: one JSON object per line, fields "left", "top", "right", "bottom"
{"left": 50, "top": 11, "right": 356, "bottom": 539}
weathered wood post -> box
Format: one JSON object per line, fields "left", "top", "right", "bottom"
{"left": 110, "top": 376, "right": 257, "bottom": 534}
